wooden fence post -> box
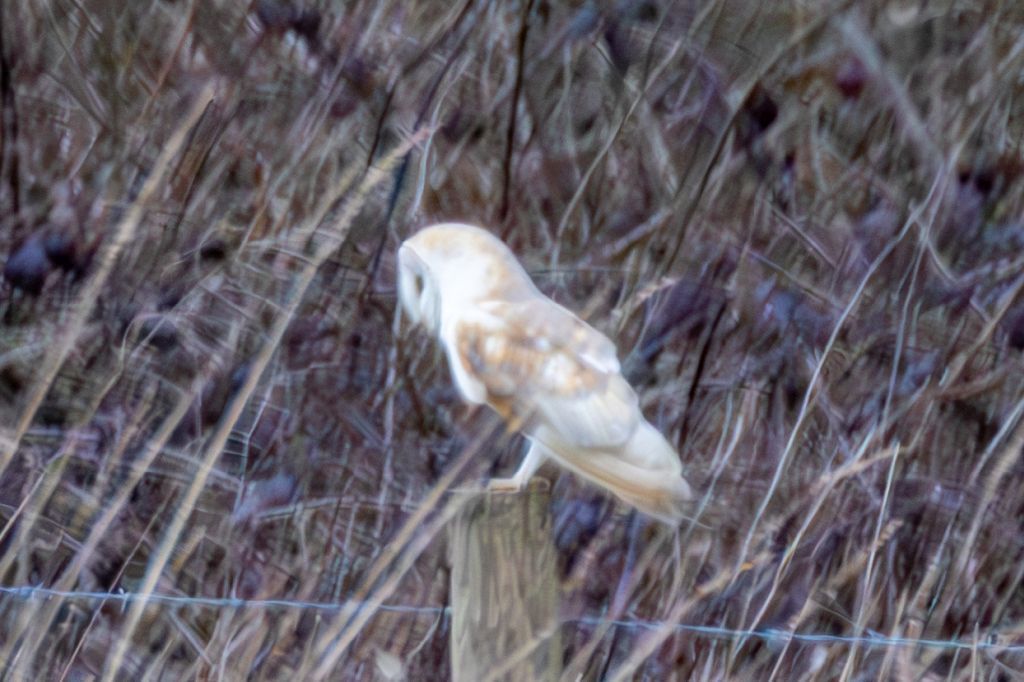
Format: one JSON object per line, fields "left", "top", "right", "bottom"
{"left": 448, "top": 484, "right": 561, "bottom": 681}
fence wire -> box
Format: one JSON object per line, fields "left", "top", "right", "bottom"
{"left": 1, "top": 584, "right": 1021, "bottom": 654}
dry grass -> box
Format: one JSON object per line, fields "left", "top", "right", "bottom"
{"left": 2, "top": 0, "right": 1024, "bottom": 679}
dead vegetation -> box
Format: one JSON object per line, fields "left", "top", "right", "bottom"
{"left": 1, "top": 0, "right": 1024, "bottom": 678}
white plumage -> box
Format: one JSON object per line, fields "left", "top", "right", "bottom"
{"left": 397, "top": 222, "right": 693, "bottom": 524}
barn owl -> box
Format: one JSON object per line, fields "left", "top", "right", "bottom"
{"left": 397, "top": 223, "right": 693, "bottom": 524}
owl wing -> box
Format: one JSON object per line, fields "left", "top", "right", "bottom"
{"left": 451, "top": 297, "right": 640, "bottom": 449}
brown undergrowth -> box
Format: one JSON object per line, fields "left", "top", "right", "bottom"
{"left": 1, "top": 0, "right": 1024, "bottom": 679}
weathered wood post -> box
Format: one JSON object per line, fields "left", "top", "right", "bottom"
{"left": 448, "top": 484, "right": 561, "bottom": 681}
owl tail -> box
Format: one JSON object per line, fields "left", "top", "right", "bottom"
{"left": 538, "top": 422, "right": 694, "bottom": 526}
{"left": 607, "top": 471, "right": 693, "bottom": 526}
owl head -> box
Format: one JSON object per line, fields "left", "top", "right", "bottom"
{"left": 397, "top": 223, "right": 536, "bottom": 333}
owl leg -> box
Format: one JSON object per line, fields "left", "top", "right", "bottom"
{"left": 487, "top": 441, "right": 546, "bottom": 492}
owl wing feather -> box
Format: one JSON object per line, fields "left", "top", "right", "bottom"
{"left": 453, "top": 298, "right": 640, "bottom": 449}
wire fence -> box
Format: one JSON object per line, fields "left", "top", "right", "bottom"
{"left": 2, "top": 584, "right": 1020, "bottom": 654}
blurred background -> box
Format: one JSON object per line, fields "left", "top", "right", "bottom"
{"left": 1, "top": 0, "right": 1024, "bottom": 678}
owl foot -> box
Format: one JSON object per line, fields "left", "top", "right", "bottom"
{"left": 486, "top": 477, "right": 550, "bottom": 493}
{"left": 486, "top": 477, "right": 524, "bottom": 493}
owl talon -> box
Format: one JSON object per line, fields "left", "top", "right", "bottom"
{"left": 531, "top": 478, "right": 550, "bottom": 492}
{"left": 486, "top": 477, "right": 524, "bottom": 493}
